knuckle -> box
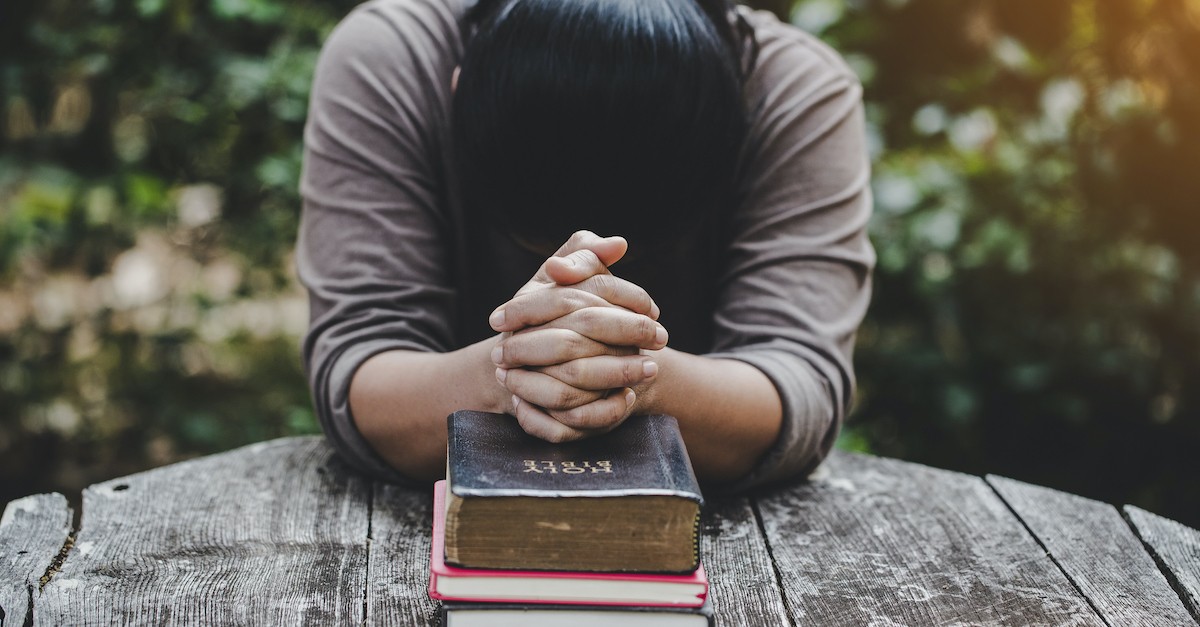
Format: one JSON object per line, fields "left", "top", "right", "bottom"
{"left": 544, "top": 426, "right": 577, "bottom": 444}
{"left": 589, "top": 273, "right": 615, "bottom": 295}
{"left": 555, "top": 406, "right": 591, "bottom": 429}
{"left": 570, "top": 403, "right": 617, "bottom": 430}
{"left": 565, "top": 331, "right": 592, "bottom": 355}
{"left": 572, "top": 249, "right": 601, "bottom": 270}
{"left": 501, "top": 341, "right": 521, "bottom": 364}
{"left": 553, "top": 385, "right": 582, "bottom": 409}
{"left": 514, "top": 409, "right": 537, "bottom": 432}
{"left": 635, "top": 316, "right": 655, "bottom": 342}
{"left": 501, "top": 303, "right": 525, "bottom": 326}
{"left": 562, "top": 293, "right": 592, "bottom": 314}
{"left": 555, "top": 294, "right": 578, "bottom": 316}
{"left": 558, "top": 360, "right": 585, "bottom": 383}
{"left": 635, "top": 288, "right": 653, "bottom": 312}
{"left": 574, "top": 306, "right": 601, "bottom": 328}
{"left": 622, "top": 359, "right": 643, "bottom": 384}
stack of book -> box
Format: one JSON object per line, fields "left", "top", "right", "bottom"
{"left": 429, "top": 410, "right": 712, "bottom": 626}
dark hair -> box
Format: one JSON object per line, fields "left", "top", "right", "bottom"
{"left": 453, "top": 0, "right": 755, "bottom": 252}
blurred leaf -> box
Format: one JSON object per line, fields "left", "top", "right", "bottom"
{"left": 123, "top": 172, "right": 169, "bottom": 219}
{"left": 211, "top": 0, "right": 285, "bottom": 23}
{"left": 136, "top": 0, "right": 167, "bottom": 18}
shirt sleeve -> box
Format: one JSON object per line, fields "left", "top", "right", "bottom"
{"left": 296, "top": 1, "right": 461, "bottom": 483}
{"left": 706, "top": 21, "right": 876, "bottom": 491}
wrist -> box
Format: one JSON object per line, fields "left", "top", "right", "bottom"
{"left": 465, "top": 334, "right": 513, "bottom": 415}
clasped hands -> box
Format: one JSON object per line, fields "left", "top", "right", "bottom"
{"left": 489, "top": 231, "right": 666, "bottom": 443}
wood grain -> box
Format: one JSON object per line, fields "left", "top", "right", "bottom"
{"left": 1124, "top": 505, "right": 1200, "bottom": 621}
{"left": 700, "top": 496, "right": 790, "bottom": 627}
{"left": 755, "top": 451, "right": 1103, "bottom": 626}
{"left": 365, "top": 483, "right": 439, "bottom": 626}
{"left": 0, "top": 494, "right": 72, "bottom": 627}
{"left": 18, "top": 436, "right": 1197, "bottom": 626}
{"left": 35, "top": 437, "right": 371, "bottom": 625}
{"left": 988, "top": 476, "right": 1194, "bottom": 626}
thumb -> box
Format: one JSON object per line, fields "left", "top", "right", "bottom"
{"left": 581, "top": 235, "right": 628, "bottom": 267}
{"left": 541, "top": 233, "right": 628, "bottom": 285}
{"left": 550, "top": 231, "right": 627, "bottom": 265}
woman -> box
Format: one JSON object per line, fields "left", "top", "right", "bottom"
{"left": 297, "top": 0, "right": 874, "bottom": 490}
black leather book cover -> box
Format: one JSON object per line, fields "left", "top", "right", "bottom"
{"left": 447, "top": 411, "right": 703, "bottom": 503}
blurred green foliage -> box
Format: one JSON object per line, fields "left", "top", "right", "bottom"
{"left": 1, "top": 0, "right": 1198, "bottom": 527}
{"left": 824, "top": 0, "right": 1200, "bottom": 527}
{"left": 0, "top": 0, "right": 351, "bottom": 504}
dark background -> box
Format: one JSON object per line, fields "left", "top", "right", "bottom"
{"left": 2, "top": 0, "right": 1198, "bottom": 527}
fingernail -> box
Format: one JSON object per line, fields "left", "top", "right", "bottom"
{"left": 489, "top": 309, "right": 505, "bottom": 328}
{"left": 495, "top": 368, "right": 507, "bottom": 383}
{"left": 650, "top": 301, "right": 661, "bottom": 319}
{"left": 624, "top": 390, "right": 636, "bottom": 407}
{"left": 512, "top": 395, "right": 521, "bottom": 410}
{"left": 655, "top": 325, "right": 668, "bottom": 345}
{"left": 491, "top": 345, "right": 503, "bottom": 365}
{"left": 642, "top": 361, "right": 658, "bottom": 378}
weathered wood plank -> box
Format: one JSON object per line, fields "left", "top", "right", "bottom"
{"left": 701, "top": 497, "right": 790, "bottom": 627}
{"left": 36, "top": 437, "right": 371, "bottom": 625}
{"left": 0, "top": 494, "right": 72, "bottom": 627}
{"left": 1124, "top": 505, "right": 1200, "bottom": 621}
{"left": 988, "top": 475, "right": 1194, "bottom": 626}
{"left": 755, "top": 451, "right": 1103, "bottom": 626}
{"left": 365, "top": 483, "right": 439, "bottom": 626}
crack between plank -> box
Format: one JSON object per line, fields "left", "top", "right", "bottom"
{"left": 1119, "top": 508, "right": 1200, "bottom": 623}
{"left": 37, "top": 531, "right": 76, "bottom": 593}
{"left": 749, "top": 497, "right": 799, "bottom": 627}
{"left": 362, "top": 482, "right": 374, "bottom": 627}
{"left": 27, "top": 497, "right": 80, "bottom": 626}
{"left": 983, "top": 478, "right": 1111, "bottom": 627}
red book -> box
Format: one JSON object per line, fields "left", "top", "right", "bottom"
{"left": 429, "top": 481, "right": 708, "bottom": 607}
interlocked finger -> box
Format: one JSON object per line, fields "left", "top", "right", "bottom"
{"left": 492, "top": 276, "right": 657, "bottom": 332}
{"left": 492, "top": 328, "right": 638, "bottom": 368}
{"left": 497, "top": 367, "right": 604, "bottom": 410}
{"left": 548, "top": 388, "right": 636, "bottom": 431}
{"left": 541, "top": 307, "right": 667, "bottom": 349}
{"left": 511, "top": 396, "right": 591, "bottom": 444}
{"left": 491, "top": 290, "right": 613, "bottom": 332}
{"left": 534, "top": 355, "right": 658, "bottom": 391}
{"left": 571, "top": 274, "right": 657, "bottom": 319}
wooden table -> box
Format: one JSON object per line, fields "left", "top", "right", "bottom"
{"left": 2, "top": 437, "right": 1198, "bottom": 625}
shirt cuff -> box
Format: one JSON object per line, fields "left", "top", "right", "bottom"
{"left": 317, "top": 338, "right": 432, "bottom": 487}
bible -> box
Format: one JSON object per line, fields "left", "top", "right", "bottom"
{"left": 430, "top": 481, "right": 709, "bottom": 606}
{"left": 444, "top": 410, "right": 704, "bottom": 573}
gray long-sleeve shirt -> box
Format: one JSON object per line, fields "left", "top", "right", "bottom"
{"left": 297, "top": 0, "right": 875, "bottom": 490}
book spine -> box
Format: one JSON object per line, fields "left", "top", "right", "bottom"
{"left": 692, "top": 509, "right": 701, "bottom": 571}
{"left": 653, "top": 415, "right": 701, "bottom": 571}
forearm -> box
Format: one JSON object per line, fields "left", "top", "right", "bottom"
{"left": 349, "top": 337, "right": 508, "bottom": 481}
{"left": 636, "top": 348, "right": 782, "bottom": 484}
